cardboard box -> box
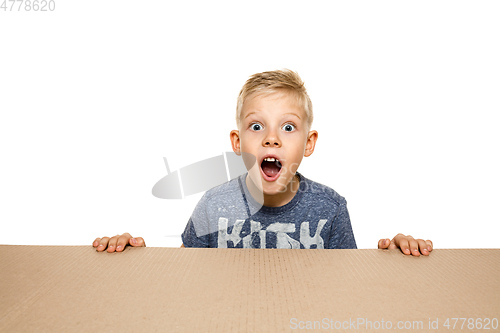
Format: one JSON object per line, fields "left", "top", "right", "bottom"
{"left": 0, "top": 245, "right": 498, "bottom": 332}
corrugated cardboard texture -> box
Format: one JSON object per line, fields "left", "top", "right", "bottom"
{"left": 1, "top": 246, "right": 499, "bottom": 332}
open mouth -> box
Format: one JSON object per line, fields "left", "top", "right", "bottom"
{"left": 260, "top": 156, "right": 283, "bottom": 182}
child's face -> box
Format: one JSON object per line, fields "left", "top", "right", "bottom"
{"left": 230, "top": 91, "right": 317, "bottom": 201}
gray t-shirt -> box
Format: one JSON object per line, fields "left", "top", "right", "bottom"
{"left": 181, "top": 172, "right": 357, "bottom": 249}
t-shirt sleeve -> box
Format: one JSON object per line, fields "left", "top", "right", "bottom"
{"left": 327, "top": 199, "right": 357, "bottom": 249}
{"left": 181, "top": 193, "right": 211, "bottom": 248}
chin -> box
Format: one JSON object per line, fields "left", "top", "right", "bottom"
{"left": 262, "top": 187, "right": 288, "bottom": 196}
{"left": 262, "top": 175, "right": 292, "bottom": 192}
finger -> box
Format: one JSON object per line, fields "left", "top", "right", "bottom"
{"left": 388, "top": 241, "right": 398, "bottom": 250}
{"left": 394, "top": 236, "right": 411, "bottom": 255}
{"left": 392, "top": 233, "right": 406, "bottom": 247}
{"left": 96, "top": 237, "right": 110, "bottom": 252}
{"left": 129, "top": 237, "right": 146, "bottom": 247}
{"left": 417, "top": 239, "right": 430, "bottom": 256}
{"left": 408, "top": 238, "right": 421, "bottom": 256}
{"left": 92, "top": 238, "right": 101, "bottom": 248}
{"left": 106, "top": 235, "right": 121, "bottom": 253}
{"left": 115, "top": 233, "right": 132, "bottom": 252}
{"left": 426, "top": 240, "right": 433, "bottom": 251}
{"left": 378, "top": 239, "right": 390, "bottom": 249}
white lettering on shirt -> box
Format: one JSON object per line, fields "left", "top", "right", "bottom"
{"left": 300, "top": 219, "right": 327, "bottom": 249}
{"left": 217, "top": 218, "right": 327, "bottom": 249}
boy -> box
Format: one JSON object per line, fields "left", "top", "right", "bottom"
{"left": 93, "top": 69, "right": 433, "bottom": 255}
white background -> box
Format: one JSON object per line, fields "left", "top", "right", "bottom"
{"left": 1, "top": 0, "right": 499, "bottom": 249}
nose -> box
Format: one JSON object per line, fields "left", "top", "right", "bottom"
{"left": 262, "top": 131, "right": 281, "bottom": 148}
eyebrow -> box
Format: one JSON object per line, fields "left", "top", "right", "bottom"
{"left": 244, "top": 111, "right": 301, "bottom": 120}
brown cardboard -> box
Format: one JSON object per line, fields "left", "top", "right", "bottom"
{"left": 0, "top": 246, "right": 498, "bottom": 332}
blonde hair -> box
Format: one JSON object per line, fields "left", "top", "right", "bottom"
{"left": 236, "top": 69, "right": 313, "bottom": 131}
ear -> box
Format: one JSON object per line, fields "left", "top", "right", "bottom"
{"left": 230, "top": 130, "right": 241, "bottom": 155}
{"left": 304, "top": 130, "right": 318, "bottom": 157}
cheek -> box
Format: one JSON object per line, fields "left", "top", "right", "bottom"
{"left": 241, "top": 151, "right": 258, "bottom": 170}
{"left": 240, "top": 133, "right": 263, "bottom": 149}
{"left": 287, "top": 134, "right": 308, "bottom": 152}
{"left": 289, "top": 157, "right": 303, "bottom": 174}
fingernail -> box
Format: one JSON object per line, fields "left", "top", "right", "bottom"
{"left": 423, "top": 249, "right": 428, "bottom": 254}
{"left": 428, "top": 246, "right": 432, "bottom": 251}
{"left": 116, "top": 245, "right": 122, "bottom": 251}
{"left": 383, "top": 240, "right": 388, "bottom": 246}
{"left": 131, "top": 238, "right": 137, "bottom": 245}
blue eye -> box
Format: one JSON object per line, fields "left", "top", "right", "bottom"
{"left": 282, "top": 123, "right": 296, "bottom": 132}
{"left": 250, "top": 123, "right": 263, "bottom": 131}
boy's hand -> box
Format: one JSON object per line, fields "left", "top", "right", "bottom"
{"left": 378, "top": 233, "right": 433, "bottom": 256}
{"left": 93, "top": 233, "right": 145, "bottom": 252}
